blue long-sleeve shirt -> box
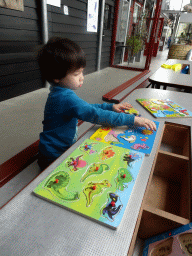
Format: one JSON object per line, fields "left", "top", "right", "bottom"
{"left": 39, "top": 85, "right": 135, "bottom": 160}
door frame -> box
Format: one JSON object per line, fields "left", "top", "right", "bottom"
{"left": 110, "top": 0, "right": 163, "bottom": 71}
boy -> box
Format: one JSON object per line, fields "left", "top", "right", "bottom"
{"left": 37, "top": 37, "right": 156, "bottom": 171}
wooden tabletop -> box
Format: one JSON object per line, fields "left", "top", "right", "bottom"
{"left": 149, "top": 59, "right": 192, "bottom": 89}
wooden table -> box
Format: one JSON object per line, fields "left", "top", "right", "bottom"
{"left": 149, "top": 59, "right": 192, "bottom": 91}
{"left": 1, "top": 89, "right": 192, "bottom": 256}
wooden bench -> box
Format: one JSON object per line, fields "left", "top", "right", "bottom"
{"left": 0, "top": 121, "right": 93, "bottom": 188}
{"left": 102, "top": 70, "right": 150, "bottom": 103}
{"left": 0, "top": 89, "right": 94, "bottom": 208}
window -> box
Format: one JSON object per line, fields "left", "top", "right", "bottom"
{"left": 104, "top": 4, "right": 112, "bottom": 30}
{"left": 133, "top": 2, "right": 142, "bottom": 24}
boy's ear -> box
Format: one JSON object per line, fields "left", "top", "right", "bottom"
{"left": 53, "top": 78, "right": 60, "bottom": 83}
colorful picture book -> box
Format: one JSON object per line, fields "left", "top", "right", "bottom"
{"left": 136, "top": 99, "right": 192, "bottom": 118}
{"left": 90, "top": 121, "right": 159, "bottom": 155}
{"left": 33, "top": 139, "right": 144, "bottom": 229}
{"left": 143, "top": 222, "right": 192, "bottom": 256}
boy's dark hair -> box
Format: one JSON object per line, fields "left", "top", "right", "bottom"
{"left": 37, "top": 37, "right": 86, "bottom": 83}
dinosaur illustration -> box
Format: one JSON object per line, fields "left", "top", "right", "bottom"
{"left": 115, "top": 167, "right": 133, "bottom": 191}
{"left": 102, "top": 193, "right": 122, "bottom": 221}
{"left": 44, "top": 171, "right": 79, "bottom": 201}
{"left": 81, "top": 163, "right": 109, "bottom": 182}
{"left": 83, "top": 180, "right": 111, "bottom": 207}
{"left": 66, "top": 155, "right": 87, "bottom": 172}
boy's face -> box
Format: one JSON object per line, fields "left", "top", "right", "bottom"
{"left": 54, "top": 68, "right": 84, "bottom": 90}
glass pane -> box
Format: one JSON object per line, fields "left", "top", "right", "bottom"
{"left": 161, "top": 0, "right": 184, "bottom": 11}
{"left": 113, "top": 0, "right": 161, "bottom": 70}
{"left": 161, "top": 0, "right": 180, "bottom": 11}
{"left": 182, "top": 0, "right": 192, "bottom": 12}
{"left": 114, "top": 0, "right": 155, "bottom": 69}
{"left": 175, "top": 22, "right": 192, "bottom": 44}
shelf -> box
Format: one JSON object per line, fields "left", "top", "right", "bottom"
{"left": 129, "top": 122, "right": 191, "bottom": 254}
{"left": 143, "top": 205, "right": 190, "bottom": 225}
{"left": 146, "top": 153, "right": 190, "bottom": 220}
{"left": 158, "top": 149, "right": 189, "bottom": 160}
{"left": 160, "top": 122, "right": 190, "bottom": 157}
{"left": 138, "top": 206, "right": 190, "bottom": 240}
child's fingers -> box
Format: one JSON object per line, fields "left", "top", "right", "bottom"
{"left": 148, "top": 120, "right": 156, "bottom": 131}
{"left": 144, "top": 124, "right": 150, "bottom": 130}
{"left": 123, "top": 103, "right": 132, "bottom": 109}
{"left": 146, "top": 121, "right": 156, "bottom": 131}
{"left": 152, "top": 122, "right": 156, "bottom": 131}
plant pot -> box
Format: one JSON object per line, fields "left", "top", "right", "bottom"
{"left": 128, "top": 55, "right": 135, "bottom": 63}
{"left": 135, "top": 50, "right": 142, "bottom": 62}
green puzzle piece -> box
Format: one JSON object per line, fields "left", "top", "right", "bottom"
{"left": 115, "top": 167, "right": 133, "bottom": 191}
{"left": 81, "top": 163, "right": 109, "bottom": 182}
{"left": 83, "top": 180, "right": 111, "bottom": 207}
{"left": 44, "top": 171, "right": 79, "bottom": 201}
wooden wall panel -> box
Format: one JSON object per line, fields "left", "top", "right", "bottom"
{"left": 48, "top": 0, "right": 115, "bottom": 75}
{"left": 0, "top": 0, "right": 116, "bottom": 101}
{"left": 0, "top": 0, "right": 43, "bottom": 102}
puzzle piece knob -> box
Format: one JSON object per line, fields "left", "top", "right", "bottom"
{"left": 92, "top": 185, "right": 96, "bottom": 190}
{"left": 111, "top": 201, "right": 115, "bottom": 207}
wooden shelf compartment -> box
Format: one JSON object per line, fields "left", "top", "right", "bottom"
{"left": 128, "top": 122, "right": 191, "bottom": 255}
{"left": 145, "top": 152, "right": 190, "bottom": 220}
{"left": 138, "top": 206, "right": 190, "bottom": 240}
{"left": 160, "top": 122, "right": 190, "bottom": 157}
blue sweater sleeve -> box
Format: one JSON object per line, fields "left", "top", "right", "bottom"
{"left": 66, "top": 91, "right": 134, "bottom": 127}
{"left": 91, "top": 103, "right": 114, "bottom": 111}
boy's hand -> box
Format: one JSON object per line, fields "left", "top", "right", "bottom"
{"left": 113, "top": 102, "right": 133, "bottom": 113}
{"left": 134, "top": 117, "right": 156, "bottom": 131}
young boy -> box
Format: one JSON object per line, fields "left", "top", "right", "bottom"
{"left": 37, "top": 37, "right": 156, "bottom": 171}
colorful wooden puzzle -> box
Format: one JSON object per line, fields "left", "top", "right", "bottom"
{"left": 136, "top": 99, "right": 192, "bottom": 118}
{"left": 124, "top": 107, "right": 141, "bottom": 116}
{"left": 143, "top": 222, "right": 192, "bottom": 256}
{"left": 90, "top": 121, "right": 159, "bottom": 155}
{"left": 33, "top": 139, "right": 144, "bottom": 229}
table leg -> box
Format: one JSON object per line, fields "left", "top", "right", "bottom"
{"left": 146, "top": 83, "right": 152, "bottom": 88}
{"left": 163, "top": 85, "right": 167, "bottom": 90}
{"left": 155, "top": 84, "right": 160, "bottom": 89}
{"left": 184, "top": 88, "right": 192, "bottom": 93}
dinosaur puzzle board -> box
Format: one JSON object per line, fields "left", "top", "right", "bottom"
{"left": 136, "top": 99, "right": 192, "bottom": 118}
{"left": 143, "top": 222, "right": 192, "bottom": 256}
{"left": 33, "top": 139, "right": 144, "bottom": 229}
{"left": 90, "top": 121, "right": 159, "bottom": 155}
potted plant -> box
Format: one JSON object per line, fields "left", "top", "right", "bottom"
{"left": 126, "top": 11, "right": 148, "bottom": 63}
{"left": 126, "top": 35, "right": 144, "bottom": 63}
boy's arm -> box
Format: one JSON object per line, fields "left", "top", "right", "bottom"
{"left": 91, "top": 103, "right": 114, "bottom": 111}
{"left": 66, "top": 92, "right": 134, "bottom": 127}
